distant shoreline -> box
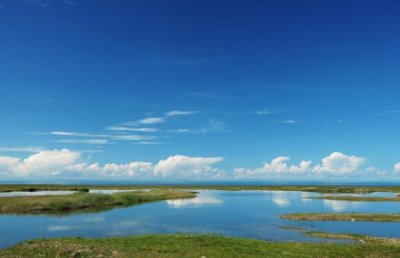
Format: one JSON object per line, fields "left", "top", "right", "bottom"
{"left": 1, "top": 181, "right": 400, "bottom": 187}
{"left": 1, "top": 184, "right": 400, "bottom": 193}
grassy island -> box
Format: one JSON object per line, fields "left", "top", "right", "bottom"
{"left": 1, "top": 234, "right": 400, "bottom": 258}
{"left": 281, "top": 213, "right": 400, "bottom": 222}
{"left": 0, "top": 189, "right": 196, "bottom": 215}
{"left": 305, "top": 231, "right": 400, "bottom": 244}
{"left": 306, "top": 195, "right": 400, "bottom": 202}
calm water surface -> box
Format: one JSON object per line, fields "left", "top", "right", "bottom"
{"left": 0, "top": 190, "right": 399, "bottom": 248}
{"left": 0, "top": 191, "right": 76, "bottom": 197}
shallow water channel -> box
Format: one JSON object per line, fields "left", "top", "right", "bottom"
{"left": 0, "top": 190, "right": 399, "bottom": 248}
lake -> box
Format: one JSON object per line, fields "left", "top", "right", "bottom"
{"left": 0, "top": 190, "right": 399, "bottom": 248}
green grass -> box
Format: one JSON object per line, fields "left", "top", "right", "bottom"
{"left": 1, "top": 184, "right": 400, "bottom": 193}
{"left": 0, "top": 189, "right": 196, "bottom": 215}
{"left": 0, "top": 184, "right": 150, "bottom": 193}
{"left": 1, "top": 234, "right": 400, "bottom": 258}
{"left": 305, "top": 231, "right": 400, "bottom": 245}
{"left": 279, "top": 225, "right": 305, "bottom": 231}
{"left": 281, "top": 213, "right": 400, "bottom": 222}
{"left": 307, "top": 195, "right": 400, "bottom": 202}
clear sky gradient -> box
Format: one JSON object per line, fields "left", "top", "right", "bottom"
{"left": 1, "top": 0, "right": 399, "bottom": 181}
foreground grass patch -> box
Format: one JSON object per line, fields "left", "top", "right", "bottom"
{"left": 281, "top": 213, "right": 400, "bottom": 222}
{"left": 1, "top": 234, "right": 400, "bottom": 258}
{"left": 0, "top": 190, "right": 196, "bottom": 215}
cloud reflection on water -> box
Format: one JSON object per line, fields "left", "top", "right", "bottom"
{"left": 167, "top": 191, "right": 223, "bottom": 208}
{"left": 271, "top": 191, "right": 291, "bottom": 207}
{"left": 89, "top": 189, "right": 150, "bottom": 194}
{"left": 323, "top": 199, "right": 363, "bottom": 212}
{"left": 48, "top": 225, "right": 72, "bottom": 232}
{"left": 262, "top": 191, "right": 296, "bottom": 207}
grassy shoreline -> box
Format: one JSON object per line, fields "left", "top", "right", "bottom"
{"left": 0, "top": 190, "right": 196, "bottom": 215}
{"left": 1, "top": 184, "right": 400, "bottom": 193}
{"left": 305, "top": 231, "right": 400, "bottom": 244}
{"left": 307, "top": 195, "right": 400, "bottom": 202}
{"left": 1, "top": 234, "right": 400, "bottom": 258}
{"left": 281, "top": 213, "right": 400, "bottom": 222}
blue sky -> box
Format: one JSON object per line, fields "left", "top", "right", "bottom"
{"left": 0, "top": 0, "right": 400, "bottom": 181}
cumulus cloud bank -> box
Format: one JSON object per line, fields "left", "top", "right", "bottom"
{"left": 0, "top": 149, "right": 392, "bottom": 180}
{"left": 0, "top": 149, "right": 80, "bottom": 176}
{"left": 154, "top": 155, "right": 224, "bottom": 178}
{"left": 395, "top": 163, "right": 400, "bottom": 173}
{"left": 73, "top": 155, "right": 225, "bottom": 179}
{"left": 234, "top": 152, "right": 366, "bottom": 178}
{"left": 234, "top": 157, "right": 312, "bottom": 178}
{"left": 0, "top": 149, "right": 224, "bottom": 179}
{"left": 313, "top": 152, "right": 365, "bottom": 174}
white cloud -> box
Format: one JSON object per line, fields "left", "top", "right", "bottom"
{"left": 170, "top": 120, "right": 228, "bottom": 134}
{"left": 282, "top": 120, "right": 297, "bottom": 124}
{"left": 234, "top": 152, "right": 366, "bottom": 178}
{"left": 0, "top": 150, "right": 223, "bottom": 179}
{"left": 254, "top": 108, "right": 272, "bottom": 115}
{"left": 18, "top": 149, "right": 81, "bottom": 176}
{"left": 134, "top": 141, "right": 163, "bottom": 145}
{"left": 110, "top": 135, "right": 156, "bottom": 141}
{"left": 154, "top": 155, "right": 224, "bottom": 178}
{"left": 0, "top": 149, "right": 381, "bottom": 180}
{"left": 261, "top": 157, "right": 312, "bottom": 173}
{"left": 66, "top": 161, "right": 155, "bottom": 178}
{"left": 364, "top": 166, "right": 386, "bottom": 177}
{"left": 57, "top": 139, "right": 109, "bottom": 145}
{"left": 0, "top": 149, "right": 81, "bottom": 176}
{"left": 198, "top": 120, "right": 228, "bottom": 133}
{"left": 0, "top": 156, "right": 21, "bottom": 174}
{"left": 51, "top": 131, "right": 91, "bottom": 137}
{"left": 0, "top": 146, "right": 44, "bottom": 153}
{"left": 136, "top": 117, "right": 165, "bottom": 125}
{"left": 106, "top": 127, "right": 158, "bottom": 132}
{"left": 165, "top": 110, "right": 197, "bottom": 117}
{"left": 313, "top": 152, "right": 365, "bottom": 174}
{"left": 167, "top": 121, "right": 229, "bottom": 134}
{"left": 48, "top": 131, "right": 156, "bottom": 142}
{"left": 167, "top": 129, "right": 190, "bottom": 133}
{"left": 394, "top": 163, "right": 400, "bottom": 173}
{"left": 101, "top": 162, "right": 154, "bottom": 177}
{"left": 234, "top": 157, "right": 312, "bottom": 178}
{"left": 69, "top": 155, "right": 224, "bottom": 179}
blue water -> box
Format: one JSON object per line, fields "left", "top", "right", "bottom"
{"left": 0, "top": 191, "right": 77, "bottom": 197}
{"left": 0, "top": 190, "right": 399, "bottom": 248}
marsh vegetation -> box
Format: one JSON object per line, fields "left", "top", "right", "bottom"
{"left": 281, "top": 213, "right": 400, "bottom": 222}
{"left": 1, "top": 184, "right": 400, "bottom": 194}
{"left": 0, "top": 189, "right": 195, "bottom": 215}
{"left": 1, "top": 234, "right": 400, "bottom": 258}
